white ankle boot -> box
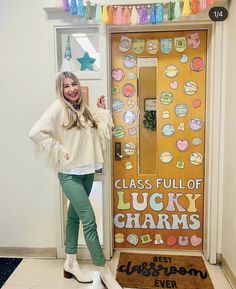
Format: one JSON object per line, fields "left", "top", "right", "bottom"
{"left": 63, "top": 254, "right": 93, "bottom": 284}
{"left": 98, "top": 264, "right": 123, "bottom": 289}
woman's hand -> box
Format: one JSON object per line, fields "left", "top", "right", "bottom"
{"left": 97, "top": 95, "right": 106, "bottom": 109}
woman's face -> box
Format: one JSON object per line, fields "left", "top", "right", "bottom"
{"left": 63, "top": 77, "right": 81, "bottom": 104}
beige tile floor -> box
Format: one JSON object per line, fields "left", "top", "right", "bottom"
{"left": 1, "top": 251, "right": 233, "bottom": 289}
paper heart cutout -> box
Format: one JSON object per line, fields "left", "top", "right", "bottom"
{"left": 166, "top": 235, "right": 177, "bottom": 246}
{"left": 176, "top": 139, "right": 189, "bottom": 151}
{"left": 112, "top": 69, "right": 124, "bottom": 82}
{"left": 193, "top": 98, "right": 201, "bottom": 108}
{"left": 170, "top": 80, "right": 178, "bottom": 90}
{"left": 190, "top": 235, "right": 202, "bottom": 247}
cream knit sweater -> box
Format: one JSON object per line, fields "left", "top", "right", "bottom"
{"left": 29, "top": 100, "right": 113, "bottom": 171}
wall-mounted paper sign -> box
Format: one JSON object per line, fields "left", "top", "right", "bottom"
{"left": 144, "top": 98, "right": 156, "bottom": 111}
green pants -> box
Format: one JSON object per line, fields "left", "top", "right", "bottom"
{"left": 58, "top": 172, "right": 106, "bottom": 266}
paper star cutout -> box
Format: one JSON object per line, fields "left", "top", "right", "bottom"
{"left": 77, "top": 52, "right": 96, "bottom": 71}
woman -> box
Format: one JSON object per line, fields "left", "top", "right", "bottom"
{"left": 29, "top": 71, "right": 122, "bottom": 289}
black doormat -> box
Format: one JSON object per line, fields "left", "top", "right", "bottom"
{"left": 0, "top": 258, "right": 22, "bottom": 288}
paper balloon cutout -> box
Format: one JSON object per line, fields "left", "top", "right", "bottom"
{"left": 77, "top": 52, "right": 96, "bottom": 71}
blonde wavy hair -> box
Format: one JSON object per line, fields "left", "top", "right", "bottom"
{"left": 56, "top": 71, "right": 97, "bottom": 129}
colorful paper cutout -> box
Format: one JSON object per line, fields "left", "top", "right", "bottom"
{"left": 166, "top": 235, "right": 177, "bottom": 246}
{"left": 174, "top": 37, "right": 187, "bottom": 52}
{"left": 192, "top": 98, "right": 201, "bottom": 108}
{"left": 175, "top": 104, "right": 188, "bottom": 117}
{"left": 188, "top": 117, "right": 203, "bottom": 131}
{"left": 146, "top": 39, "right": 159, "bottom": 54}
{"left": 160, "top": 91, "right": 174, "bottom": 105}
{"left": 115, "top": 233, "right": 125, "bottom": 243}
{"left": 112, "top": 126, "right": 125, "bottom": 138}
{"left": 190, "top": 235, "right": 202, "bottom": 246}
{"left": 160, "top": 152, "right": 173, "bottom": 163}
{"left": 154, "top": 234, "right": 164, "bottom": 245}
{"left": 190, "top": 57, "right": 204, "bottom": 71}
{"left": 180, "top": 54, "right": 189, "bottom": 63}
{"left": 161, "top": 124, "right": 175, "bottom": 136}
{"left": 176, "top": 139, "right": 190, "bottom": 152}
{"left": 190, "top": 152, "right": 203, "bottom": 166}
{"left": 165, "top": 64, "right": 179, "bottom": 78}
{"left": 112, "top": 68, "right": 124, "bottom": 82}
{"left": 112, "top": 99, "right": 124, "bottom": 112}
{"left": 184, "top": 80, "right": 198, "bottom": 95}
{"left": 124, "top": 143, "right": 136, "bottom": 155}
{"left": 170, "top": 80, "right": 178, "bottom": 90}
{"left": 179, "top": 236, "right": 189, "bottom": 246}
{"left": 176, "top": 161, "right": 185, "bottom": 169}
{"left": 162, "top": 111, "right": 170, "bottom": 119}
{"left": 132, "top": 39, "right": 145, "bottom": 54}
{"left": 122, "top": 83, "right": 135, "bottom": 97}
{"left": 128, "top": 127, "right": 137, "bottom": 135}
{"left": 127, "top": 234, "right": 139, "bottom": 245}
{"left": 119, "top": 35, "right": 132, "bottom": 52}
{"left": 123, "top": 110, "right": 136, "bottom": 124}
{"left": 77, "top": 52, "right": 95, "bottom": 71}
{"left": 112, "top": 87, "right": 120, "bottom": 94}
{"left": 192, "top": 137, "right": 202, "bottom": 146}
{"left": 127, "top": 71, "right": 136, "bottom": 80}
{"left": 141, "top": 234, "right": 152, "bottom": 244}
{"left": 127, "top": 100, "right": 135, "bottom": 108}
{"left": 160, "top": 38, "right": 173, "bottom": 54}
{"left": 125, "top": 161, "right": 133, "bottom": 170}
{"left": 186, "top": 32, "right": 200, "bottom": 49}
{"left": 178, "top": 122, "right": 185, "bottom": 131}
{"left": 123, "top": 54, "right": 137, "bottom": 68}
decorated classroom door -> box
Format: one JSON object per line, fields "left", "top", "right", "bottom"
{"left": 111, "top": 30, "right": 206, "bottom": 250}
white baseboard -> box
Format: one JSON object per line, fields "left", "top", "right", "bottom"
{"left": 0, "top": 247, "right": 57, "bottom": 258}
{"left": 221, "top": 256, "right": 236, "bottom": 289}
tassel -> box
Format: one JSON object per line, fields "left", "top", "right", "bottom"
{"left": 139, "top": 6, "right": 148, "bottom": 24}
{"left": 182, "top": 0, "right": 191, "bottom": 16}
{"left": 102, "top": 5, "right": 108, "bottom": 23}
{"left": 95, "top": 4, "right": 102, "bottom": 21}
{"left": 199, "top": 0, "right": 207, "bottom": 10}
{"left": 63, "top": 0, "right": 70, "bottom": 12}
{"left": 150, "top": 4, "right": 156, "bottom": 24}
{"left": 77, "top": 0, "right": 84, "bottom": 17}
{"left": 108, "top": 5, "right": 115, "bottom": 24}
{"left": 123, "top": 6, "right": 131, "bottom": 25}
{"left": 174, "top": 0, "right": 181, "bottom": 18}
{"left": 85, "top": 1, "right": 93, "bottom": 19}
{"left": 71, "top": 0, "right": 77, "bottom": 15}
{"left": 207, "top": 0, "right": 215, "bottom": 5}
{"left": 191, "top": 0, "right": 199, "bottom": 14}
{"left": 55, "top": 0, "right": 63, "bottom": 9}
{"left": 131, "top": 6, "right": 139, "bottom": 25}
{"left": 156, "top": 4, "right": 164, "bottom": 23}
{"left": 168, "top": 2, "right": 175, "bottom": 21}
{"left": 115, "top": 6, "right": 123, "bottom": 25}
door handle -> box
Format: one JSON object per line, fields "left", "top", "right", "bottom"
{"left": 115, "top": 142, "right": 122, "bottom": 161}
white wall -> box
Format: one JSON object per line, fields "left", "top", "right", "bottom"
{"left": 221, "top": 1, "right": 236, "bottom": 276}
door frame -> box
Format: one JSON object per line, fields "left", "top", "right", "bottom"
{"left": 107, "top": 20, "right": 227, "bottom": 264}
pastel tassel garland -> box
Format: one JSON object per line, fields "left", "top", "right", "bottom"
{"left": 71, "top": 0, "right": 77, "bottom": 15}
{"left": 156, "top": 4, "right": 164, "bottom": 23}
{"left": 131, "top": 6, "right": 139, "bottom": 25}
{"left": 55, "top": 0, "right": 63, "bottom": 9}
{"left": 95, "top": 4, "right": 102, "bottom": 21}
{"left": 168, "top": 2, "right": 175, "bottom": 21}
{"left": 63, "top": 0, "right": 70, "bottom": 12}
{"left": 150, "top": 4, "right": 156, "bottom": 24}
{"left": 123, "top": 6, "right": 131, "bottom": 25}
{"left": 108, "top": 5, "right": 115, "bottom": 24}
{"left": 182, "top": 0, "right": 191, "bottom": 16}
{"left": 207, "top": 0, "right": 215, "bottom": 5}
{"left": 102, "top": 5, "right": 108, "bottom": 23}
{"left": 115, "top": 6, "right": 123, "bottom": 25}
{"left": 85, "top": 1, "right": 93, "bottom": 19}
{"left": 199, "top": 0, "right": 207, "bottom": 10}
{"left": 191, "top": 0, "right": 199, "bottom": 14}
{"left": 77, "top": 0, "right": 84, "bottom": 17}
{"left": 139, "top": 6, "right": 148, "bottom": 24}
{"left": 174, "top": 0, "right": 181, "bottom": 18}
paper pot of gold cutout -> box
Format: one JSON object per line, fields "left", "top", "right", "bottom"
{"left": 184, "top": 80, "right": 198, "bottom": 95}
{"left": 190, "top": 152, "right": 204, "bottom": 165}
{"left": 123, "top": 54, "right": 137, "bottom": 69}
{"left": 186, "top": 32, "right": 200, "bottom": 49}
{"left": 112, "top": 126, "right": 125, "bottom": 138}
{"left": 146, "top": 39, "right": 159, "bottom": 54}
{"left": 190, "top": 57, "right": 204, "bottom": 72}
{"left": 160, "top": 152, "right": 173, "bottom": 163}
{"left": 174, "top": 37, "right": 186, "bottom": 52}
{"left": 122, "top": 83, "right": 136, "bottom": 98}
{"left": 119, "top": 35, "right": 132, "bottom": 52}
{"left": 123, "top": 110, "right": 136, "bottom": 124}
{"left": 188, "top": 117, "right": 203, "bottom": 131}
{"left": 112, "top": 99, "right": 124, "bottom": 112}
{"left": 160, "top": 38, "right": 172, "bottom": 54}
{"left": 165, "top": 64, "right": 179, "bottom": 78}
{"left": 127, "top": 234, "right": 139, "bottom": 245}
{"left": 124, "top": 142, "right": 136, "bottom": 155}
{"left": 115, "top": 233, "right": 124, "bottom": 243}
{"left": 175, "top": 104, "right": 188, "bottom": 117}
{"left": 132, "top": 39, "right": 145, "bottom": 54}
{"left": 180, "top": 54, "right": 188, "bottom": 64}
{"left": 161, "top": 124, "right": 175, "bottom": 136}
{"left": 160, "top": 91, "right": 174, "bottom": 105}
